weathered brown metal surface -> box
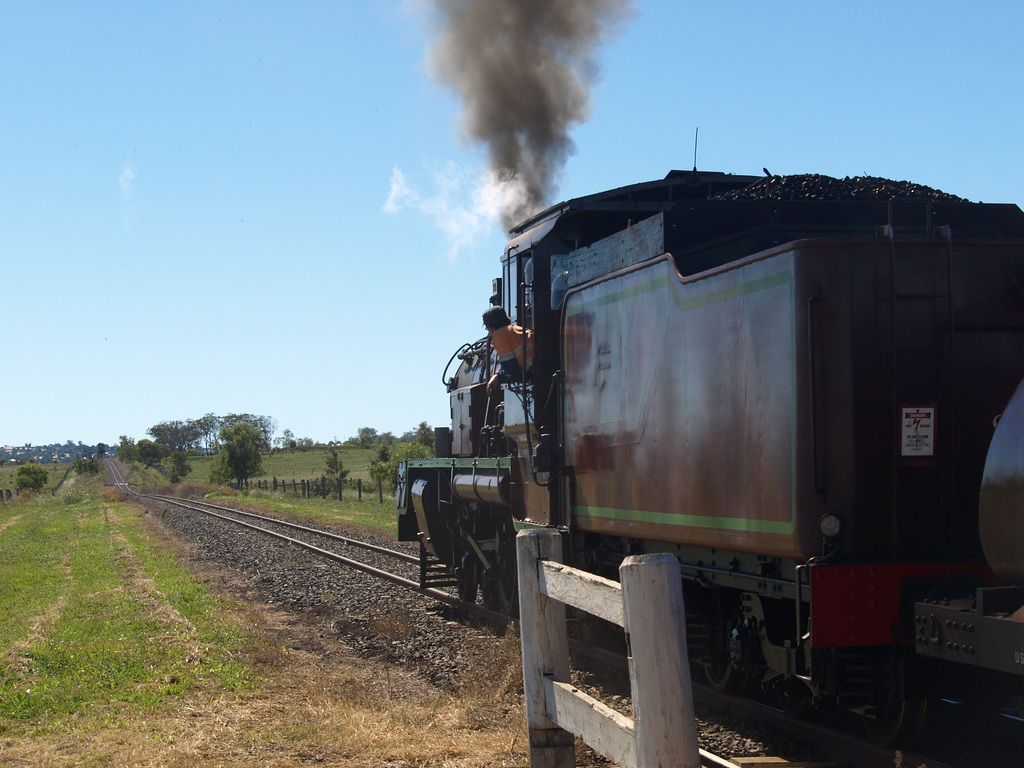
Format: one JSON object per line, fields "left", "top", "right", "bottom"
{"left": 564, "top": 250, "right": 809, "bottom": 558}
{"left": 562, "top": 235, "right": 1024, "bottom": 563}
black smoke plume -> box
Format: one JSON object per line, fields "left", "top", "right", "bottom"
{"left": 425, "top": 0, "right": 635, "bottom": 231}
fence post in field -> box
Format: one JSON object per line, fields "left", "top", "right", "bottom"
{"left": 358, "top": 479, "right": 362, "bottom": 501}
{"left": 273, "top": 477, "right": 278, "bottom": 491}
{"left": 621, "top": 554, "right": 701, "bottom": 768}
{"left": 337, "top": 478, "right": 342, "bottom": 501}
{"left": 301, "top": 479, "right": 306, "bottom": 498}
{"left": 517, "top": 528, "right": 575, "bottom": 768}
{"left": 378, "top": 478, "right": 383, "bottom": 503}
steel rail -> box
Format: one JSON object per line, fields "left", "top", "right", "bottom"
{"left": 145, "top": 492, "right": 420, "bottom": 565}
{"left": 122, "top": 486, "right": 511, "bottom": 625}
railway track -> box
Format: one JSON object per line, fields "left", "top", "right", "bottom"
{"left": 106, "top": 463, "right": 985, "bottom": 768}
{"left": 107, "top": 462, "right": 509, "bottom": 623}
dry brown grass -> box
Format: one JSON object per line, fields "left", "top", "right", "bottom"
{"left": 0, "top": 647, "right": 530, "bottom": 767}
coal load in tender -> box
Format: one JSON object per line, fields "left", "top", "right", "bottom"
{"left": 714, "top": 173, "right": 967, "bottom": 203}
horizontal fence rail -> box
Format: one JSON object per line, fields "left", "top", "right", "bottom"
{"left": 517, "top": 528, "right": 707, "bottom": 768}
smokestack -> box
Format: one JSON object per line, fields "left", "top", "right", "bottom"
{"left": 425, "top": 0, "right": 634, "bottom": 231}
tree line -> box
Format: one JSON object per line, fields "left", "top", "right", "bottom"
{"left": 115, "top": 414, "right": 437, "bottom": 493}
{"left": 124, "top": 413, "right": 278, "bottom": 456}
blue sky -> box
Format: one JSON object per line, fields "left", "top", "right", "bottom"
{"left": 2, "top": 1, "right": 1022, "bottom": 448}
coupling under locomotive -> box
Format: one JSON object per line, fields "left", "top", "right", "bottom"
{"left": 398, "top": 169, "right": 1024, "bottom": 745}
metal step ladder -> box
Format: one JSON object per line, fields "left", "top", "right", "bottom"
{"left": 418, "top": 537, "right": 458, "bottom": 590}
{"left": 883, "top": 199, "right": 955, "bottom": 556}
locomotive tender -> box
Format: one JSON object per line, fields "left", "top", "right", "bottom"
{"left": 398, "top": 169, "right": 1024, "bottom": 744}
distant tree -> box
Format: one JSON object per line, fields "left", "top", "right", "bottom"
{"left": 210, "top": 423, "right": 263, "bottom": 486}
{"left": 414, "top": 421, "right": 433, "bottom": 449}
{"left": 372, "top": 441, "right": 391, "bottom": 468}
{"left": 118, "top": 435, "right": 138, "bottom": 464}
{"left": 356, "top": 427, "right": 378, "bottom": 448}
{"left": 369, "top": 442, "right": 433, "bottom": 492}
{"left": 163, "top": 451, "right": 192, "bottom": 484}
{"left": 15, "top": 461, "right": 48, "bottom": 492}
{"left": 323, "top": 446, "right": 349, "bottom": 498}
{"left": 296, "top": 437, "right": 314, "bottom": 451}
{"left": 136, "top": 439, "right": 169, "bottom": 468}
{"left": 195, "top": 413, "right": 220, "bottom": 454}
{"left": 148, "top": 419, "right": 203, "bottom": 454}
{"left": 96, "top": 443, "right": 106, "bottom": 459}
{"left": 148, "top": 420, "right": 182, "bottom": 452}
{"left": 73, "top": 458, "right": 100, "bottom": 475}
{"left": 255, "top": 415, "right": 277, "bottom": 453}
{"left": 278, "top": 429, "right": 295, "bottom": 451}
{"left": 220, "top": 413, "right": 275, "bottom": 453}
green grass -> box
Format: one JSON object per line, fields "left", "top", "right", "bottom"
{"left": 0, "top": 461, "right": 73, "bottom": 496}
{"left": 0, "top": 482, "right": 254, "bottom": 729}
{"left": 118, "top": 462, "right": 172, "bottom": 488}
{"left": 205, "top": 488, "right": 399, "bottom": 539}
{"left": 187, "top": 445, "right": 377, "bottom": 486}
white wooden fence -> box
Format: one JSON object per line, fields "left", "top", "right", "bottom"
{"left": 517, "top": 528, "right": 707, "bottom": 768}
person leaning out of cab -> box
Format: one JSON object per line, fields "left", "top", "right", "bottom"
{"left": 482, "top": 306, "right": 533, "bottom": 396}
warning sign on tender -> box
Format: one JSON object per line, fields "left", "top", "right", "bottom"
{"left": 901, "top": 406, "right": 935, "bottom": 457}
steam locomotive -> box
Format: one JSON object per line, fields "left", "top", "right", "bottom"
{"left": 397, "top": 169, "right": 1024, "bottom": 745}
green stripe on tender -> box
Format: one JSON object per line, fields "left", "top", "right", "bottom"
{"left": 565, "top": 267, "right": 793, "bottom": 317}
{"left": 573, "top": 505, "right": 797, "bottom": 536}
{"left": 566, "top": 276, "right": 671, "bottom": 316}
{"left": 668, "top": 270, "right": 792, "bottom": 311}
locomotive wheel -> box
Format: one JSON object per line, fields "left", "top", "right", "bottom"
{"left": 481, "top": 516, "right": 519, "bottom": 617}
{"left": 703, "top": 652, "right": 746, "bottom": 694}
{"left": 862, "top": 698, "right": 928, "bottom": 748}
{"left": 775, "top": 677, "right": 813, "bottom": 719}
{"left": 457, "top": 552, "right": 479, "bottom": 604}
{"left": 701, "top": 592, "right": 747, "bottom": 693}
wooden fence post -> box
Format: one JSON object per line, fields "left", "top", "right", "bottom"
{"left": 517, "top": 529, "right": 576, "bottom": 768}
{"left": 358, "top": 479, "right": 362, "bottom": 501}
{"left": 620, "top": 554, "right": 701, "bottom": 768}
{"left": 378, "top": 478, "right": 383, "bottom": 503}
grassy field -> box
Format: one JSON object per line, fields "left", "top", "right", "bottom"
{"left": 0, "top": 474, "right": 253, "bottom": 727}
{"left": 0, "top": 461, "right": 75, "bottom": 496}
{"left": 187, "top": 445, "right": 378, "bottom": 485}
{"left": 0, "top": 464, "right": 526, "bottom": 766}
